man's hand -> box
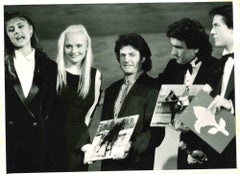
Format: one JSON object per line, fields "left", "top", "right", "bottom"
{"left": 173, "top": 119, "right": 190, "bottom": 132}
{"left": 207, "top": 95, "right": 231, "bottom": 114}
{"left": 187, "top": 150, "right": 208, "bottom": 164}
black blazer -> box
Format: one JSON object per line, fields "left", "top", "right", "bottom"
{"left": 5, "top": 50, "right": 57, "bottom": 173}
{"left": 101, "top": 73, "right": 165, "bottom": 170}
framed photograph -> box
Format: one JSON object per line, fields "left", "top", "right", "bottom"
{"left": 150, "top": 84, "right": 204, "bottom": 127}
{"left": 84, "top": 115, "right": 139, "bottom": 162}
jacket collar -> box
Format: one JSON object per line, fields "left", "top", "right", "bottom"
{"left": 10, "top": 50, "right": 50, "bottom": 106}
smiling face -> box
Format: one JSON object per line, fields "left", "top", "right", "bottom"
{"left": 5, "top": 17, "right": 33, "bottom": 49}
{"left": 169, "top": 37, "right": 197, "bottom": 64}
{"left": 64, "top": 32, "right": 88, "bottom": 66}
{"left": 119, "top": 45, "right": 145, "bottom": 76}
{"left": 210, "top": 14, "right": 233, "bottom": 51}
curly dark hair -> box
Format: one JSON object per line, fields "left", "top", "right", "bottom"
{"left": 114, "top": 33, "right": 152, "bottom": 72}
{"left": 209, "top": 4, "right": 233, "bottom": 29}
{"left": 166, "top": 18, "right": 212, "bottom": 61}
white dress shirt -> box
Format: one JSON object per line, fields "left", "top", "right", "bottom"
{"left": 184, "top": 58, "right": 202, "bottom": 86}
{"left": 220, "top": 49, "right": 234, "bottom": 98}
{"left": 14, "top": 49, "right": 35, "bottom": 98}
{"left": 220, "top": 49, "right": 234, "bottom": 114}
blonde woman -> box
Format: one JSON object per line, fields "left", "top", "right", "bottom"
{"left": 47, "top": 25, "right": 101, "bottom": 172}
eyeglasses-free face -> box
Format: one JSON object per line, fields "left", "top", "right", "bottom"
{"left": 119, "top": 45, "right": 145, "bottom": 76}
{"left": 64, "top": 32, "right": 88, "bottom": 66}
{"left": 6, "top": 17, "right": 33, "bottom": 49}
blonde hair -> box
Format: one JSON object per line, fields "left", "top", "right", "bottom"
{"left": 56, "top": 24, "right": 93, "bottom": 98}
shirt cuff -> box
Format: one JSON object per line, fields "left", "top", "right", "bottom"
{"left": 229, "top": 99, "right": 234, "bottom": 115}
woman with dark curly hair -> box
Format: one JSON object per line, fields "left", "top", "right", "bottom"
{"left": 4, "top": 11, "right": 57, "bottom": 173}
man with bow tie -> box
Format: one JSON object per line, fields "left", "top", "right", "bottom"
{"left": 201, "top": 4, "right": 236, "bottom": 169}
{"left": 208, "top": 4, "right": 234, "bottom": 119}
{"left": 156, "top": 18, "right": 221, "bottom": 169}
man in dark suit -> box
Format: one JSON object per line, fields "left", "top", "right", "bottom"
{"left": 83, "top": 34, "right": 165, "bottom": 170}
{"left": 203, "top": 4, "right": 236, "bottom": 168}
{"left": 156, "top": 18, "right": 221, "bottom": 169}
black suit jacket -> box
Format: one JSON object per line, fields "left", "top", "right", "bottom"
{"left": 156, "top": 57, "right": 222, "bottom": 169}
{"left": 5, "top": 50, "right": 57, "bottom": 173}
{"left": 101, "top": 73, "right": 165, "bottom": 170}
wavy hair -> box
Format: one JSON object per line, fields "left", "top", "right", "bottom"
{"left": 56, "top": 25, "right": 93, "bottom": 98}
{"left": 114, "top": 33, "right": 152, "bottom": 72}
{"left": 166, "top": 18, "right": 212, "bottom": 61}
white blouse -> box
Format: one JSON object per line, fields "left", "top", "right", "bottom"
{"left": 14, "top": 49, "right": 35, "bottom": 98}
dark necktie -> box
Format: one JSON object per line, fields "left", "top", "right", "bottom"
{"left": 114, "top": 80, "right": 132, "bottom": 118}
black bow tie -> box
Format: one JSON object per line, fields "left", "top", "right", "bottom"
{"left": 184, "top": 63, "right": 193, "bottom": 74}
{"left": 221, "top": 53, "right": 234, "bottom": 65}
{"left": 184, "top": 59, "right": 201, "bottom": 74}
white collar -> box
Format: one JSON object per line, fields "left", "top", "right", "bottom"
{"left": 14, "top": 48, "right": 35, "bottom": 62}
{"left": 124, "top": 71, "right": 143, "bottom": 85}
{"left": 222, "top": 49, "right": 233, "bottom": 56}
{"left": 190, "top": 57, "right": 200, "bottom": 69}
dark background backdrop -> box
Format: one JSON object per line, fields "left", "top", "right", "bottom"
{"left": 4, "top": 1, "right": 231, "bottom": 170}
{"left": 4, "top": 2, "right": 231, "bottom": 39}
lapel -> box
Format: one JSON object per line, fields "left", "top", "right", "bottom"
{"left": 12, "top": 75, "right": 40, "bottom": 106}
{"left": 225, "top": 67, "right": 234, "bottom": 98}
{"left": 176, "top": 67, "right": 186, "bottom": 84}
{"left": 108, "top": 81, "right": 123, "bottom": 118}
{"left": 117, "top": 73, "right": 148, "bottom": 117}
{"left": 171, "top": 61, "right": 186, "bottom": 84}
{"left": 213, "top": 54, "right": 234, "bottom": 98}
{"left": 10, "top": 50, "right": 49, "bottom": 111}
{"left": 193, "top": 61, "right": 206, "bottom": 84}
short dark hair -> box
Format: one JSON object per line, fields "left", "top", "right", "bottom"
{"left": 209, "top": 4, "right": 233, "bottom": 29}
{"left": 166, "top": 18, "right": 212, "bottom": 60}
{"left": 4, "top": 11, "right": 39, "bottom": 54}
{"left": 114, "top": 33, "right": 152, "bottom": 71}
